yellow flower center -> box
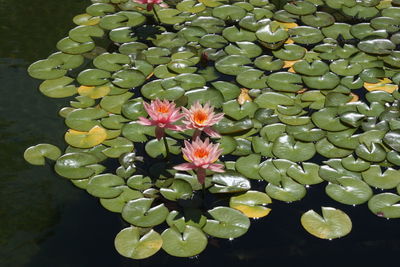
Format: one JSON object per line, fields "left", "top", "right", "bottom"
{"left": 156, "top": 105, "right": 170, "bottom": 114}
{"left": 193, "top": 110, "right": 208, "bottom": 125}
{"left": 194, "top": 148, "right": 209, "bottom": 158}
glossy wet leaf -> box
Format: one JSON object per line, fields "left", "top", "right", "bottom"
{"left": 161, "top": 226, "right": 207, "bottom": 257}
{"left": 115, "top": 227, "right": 162, "bottom": 259}
{"left": 209, "top": 171, "right": 251, "bottom": 193}
{"left": 236, "top": 154, "right": 262, "bottom": 180}
{"left": 368, "top": 193, "right": 400, "bottom": 218}
{"left": 24, "top": 144, "right": 62, "bottom": 165}
{"left": 160, "top": 179, "right": 193, "bottom": 201}
{"left": 265, "top": 176, "right": 306, "bottom": 202}
{"left": 326, "top": 177, "right": 373, "bottom": 205}
{"left": 65, "top": 125, "right": 107, "bottom": 149}
{"left": 230, "top": 191, "right": 272, "bottom": 219}
{"left": 203, "top": 206, "right": 250, "bottom": 239}
{"left": 272, "top": 135, "right": 316, "bottom": 162}
{"left": 362, "top": 165, "right": 400, "bottom": 189}
{"left": 87, "top": 173, "right": 125, "bottom": 198}
{"left": 122, "top": 198, "right": 169, "bottom": 227}
{"left": 301, "top": 207, "right": 352, "bottom": 239}
{"left": 145, "top": 138, "right": 180, "bottom": 158}
{"left": 39, "top": 76, "right": 77, "bottom": 98}
{"left": 287, "top": 162, "right": 323, "bottom": 185}
{"left": 102, "top": 137, "right": 134, "bottom": 158}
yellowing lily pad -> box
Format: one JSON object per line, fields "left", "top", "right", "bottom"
{"left": 364, "top": 78, "right": 399, "bottom": 93}
{"left": 301, "top": 207, "right": 352, "bottom": 239}
{"left": 65, "top": 125, "right": 107, "bottom": 148}
{"left": 230, "top": 191, "right": 272, "bottom": 218}
{"left": 78, "top": 84, "right": 110, "bottom": 99}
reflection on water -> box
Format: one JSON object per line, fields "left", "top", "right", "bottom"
{"left": 1, "top": 0, "right": 400, "bottom": 266}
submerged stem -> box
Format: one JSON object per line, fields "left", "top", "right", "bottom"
{"left": 163, "top": 135, "right": 170, "bottom": 159}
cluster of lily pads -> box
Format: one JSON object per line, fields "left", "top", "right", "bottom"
{"left": 24, "top": 0, "right": 400, "bottom": 260}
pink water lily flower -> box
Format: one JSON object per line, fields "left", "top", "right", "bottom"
{"left": 138, "top": 99, "right": 184, "bottom": 140}
{"left": 182, "top": 101, "right": 224, "bottom": 139}
{"left": 174, "top": 138, "right": 224, "bottom": 184}
{"left": 134, "top": 0, "right": 166, "bottom": 11}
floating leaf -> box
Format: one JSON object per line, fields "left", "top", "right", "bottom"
{"left": 203, "top": 207, "right": 250, "bottom": 239}
{"left": 362, "top": 165, "right": 400, "bottom": 189}
{"left": 209, "top": 171, "right": 251, "bottom": 193}
{"left": 265, "top": 176, "right": 306, "bottom": 202}
{"left": 87, "top": 173, "right": 125, "bottom": 198}
{"left": 230, "top": 191, "right": 272, "bottom": 218}
{"left": 24, "top": 144, "right": 62, "bottom": 165}
{"left": 368, "top": 193, "right": 400, "bottom": 218}
{"left": 122, "top": 198, "right": 169, "bottom": 227}
{"left": 115, "top": 227, "right": 162, "bottom": 259}
{"left": 65, "top": 125, "right": 107, "bottom": 148}
{"left": 301, "top": 207, "right": 352, "bottom": 239}
{"left": 161, "top": 226, "right": 207, "bottom": 257}
{"left": 160, "top": 179, "right": 193, "bottom": 201}
{"left": 326, "top": 177, "right": 373, "bottom": 205}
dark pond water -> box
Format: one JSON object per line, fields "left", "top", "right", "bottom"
{"left": 1, "top": 0, "right": 400, "bottom": 266}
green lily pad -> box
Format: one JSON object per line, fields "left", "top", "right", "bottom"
{"left": 56, "top": 37, "right": 95, "bottom": 55}
{"left": 230, "top": 191, "right": 272, "bottom": 219}
{"left": 255, "top": 92, "right": 294, "bottom": 109}
{"left": 115, "top": 227, "right": 162, "bottom": 259}
{"left": 272, "top": 134, "right": 316, "bottom": 162}
{"left": 236, "top": 154, "right": 262, "bottom": 180}
{"left": 100, "top": 92, "right": 133, "bottom": 114}
{"left": 341, "top": 155, "right": 371, "bottom": 172}
{"left": 316, "top": 138, "right": 353, "bottom": 158}
{"left": 55, "top": 152, "right": 102, "bottom": 179}
{"left": 256, "top": 22, "right": 289, "bottom": 44}
{"left": 301, "top": 11, "right": 335, "bottom": 27}
{"left": 122, "top": 198, "right": 169, "bottom": 227}
{"left": 203, "top": 206, "right": 250, "bottom": 239}
{"left": 293, "top": 60, "right": 328, "bottom": 76}
{"left": 39, "top": 76, "right": 77, "bottom": 98}
{"left": 284, "top": 1, "right": 316, "bottom": 15}
{"left": 326, "top": 177, "right": 373, "bottom": 205}
{"left": 102, "top": 137, "right": 134, "bottom": 158}
{"left": 24, "top": 144, "right": 62, "bottom": 165}
{"left": 161, "top": 226, "right": 207, "bottom": 257}
{"left": 301, "top": 207, "right": 352, "bottom": 239}
{"left": 87, "top": 173, "right": 125, "bottom": 198}
{"left": 272, "top": 44, "right": 307, "bottom": 61}
{"left": 65, "top": 107, "right": 108, "bottom": 131}
{"left": 141, "top": 79, "right": 185, "bottom": 101}
{"left": 122, "top": 122, "right": 155, "bottom": 142}
{"left": 287, "top": 162, "right": 323, "bottom": 185}
{"left": 368, "top": 193, "right": 400, "bottom": 218}
{"left": 145, "top": 138, "right": 181, "bottom": 158}
{"left": 288, "top": 26, "right": 324, "bottom": 44}
{"left": 212, "top": 5, "right": 246, "bottom": 20}
{"left": 358, "top": 39, "right": 395, "bottom": 55}
{"left": 209, "top": 171, "right": 251, "bottom": 193}
{"left": 268, "top": 72, "right": 303, "bottom": 92}
{"left": 166, "top": 209, "right": 207, "bottom": 233}
{"left": 265, "top": 175, "right": 306, "bottom": 202}
{"left": 28, "top": 59, "right": 67, "bottom": 80}
{"left": 303, "top": 72, "right": 340, "bottom": 90}
{"left": 160, "top": 179, "right": 193, "bottom": 201}
{"left": 254, "top": 55, "right": 284, "bottom": 71}
{"left": 312, "top": 107, "right": 349, "bottom": 131}
{"left": 384, "top": 130, "right": 400, "bottom": 152}
{"left": 215, "top": 55, "right": 251, "bottom": 76}
{"left": 362, "top": 165, "right": 400, "bottom": 189}
{"left": 100, "top": 186, "right": 143, "bottom": 213}
{"left": 127, "top": 175, "right": 153, "bottom": 191}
